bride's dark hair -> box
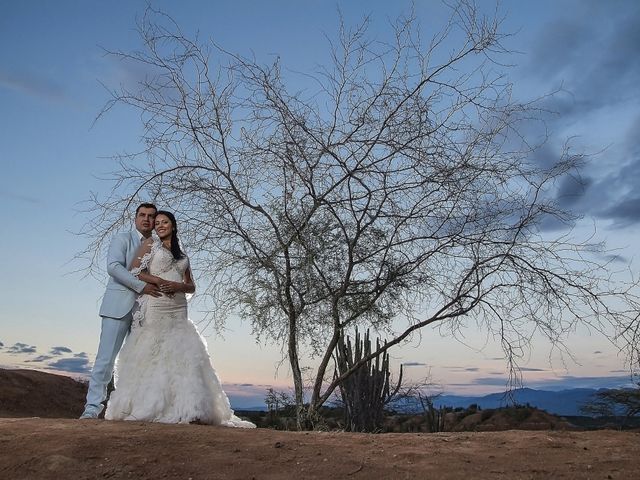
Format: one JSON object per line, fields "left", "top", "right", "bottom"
{"left": 155, "top": 210, "right": 185, "bottom": 260}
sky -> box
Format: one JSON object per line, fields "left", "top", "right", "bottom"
{"left": 1, "top": 0, "right": 639, "bottom": 408}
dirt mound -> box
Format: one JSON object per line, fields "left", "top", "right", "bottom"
{"left": 448, "top": 407, "right": 576, "bottom": 432}
{"left": 0, "top": 369, "right": 87, "bottom": 418}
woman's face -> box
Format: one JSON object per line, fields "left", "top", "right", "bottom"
{"left": 155, "top": 214, "right": 173, "bottom": 240}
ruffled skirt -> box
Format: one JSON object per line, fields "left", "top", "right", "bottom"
{"left": 105, "top": 294, "right": 254, "bottom": 428}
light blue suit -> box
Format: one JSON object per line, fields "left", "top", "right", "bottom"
{"left": 83, "top": 230, "right": 147, "bottom": 417}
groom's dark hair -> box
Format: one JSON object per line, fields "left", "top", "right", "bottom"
{"left": 136, "top": 203, "right": 157, "bottom": 215}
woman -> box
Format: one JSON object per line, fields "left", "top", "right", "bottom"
{"left": 105, "top": 211, "right": 255, "bottom": 428}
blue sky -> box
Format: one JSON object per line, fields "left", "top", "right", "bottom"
{"left": 1, "top": 0, "right": 639, "bottom": 408}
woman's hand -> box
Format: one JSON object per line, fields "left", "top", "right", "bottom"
{"left": 142, "top": 283, "right": 162, "bottom": 297}
{"left": 158, "top": 281, "right": 181, "bottom": 295}
{"left": 136, "top": 272, "right": 164, "bottom": 286}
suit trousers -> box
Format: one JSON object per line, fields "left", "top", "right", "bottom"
{"left": 84, "top": 314, "right": 132, "bottom": 414}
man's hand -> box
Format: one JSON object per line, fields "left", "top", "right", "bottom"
{"left": 143, "top": 283, "right": 162, "bottom": 297}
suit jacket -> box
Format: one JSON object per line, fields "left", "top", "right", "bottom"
{"left": 98, "top": 230, "right": 147, "bottom": 319}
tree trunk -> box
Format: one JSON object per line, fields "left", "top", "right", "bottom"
{"left": 287, "top": 311, "right": 305, "bottom": 430}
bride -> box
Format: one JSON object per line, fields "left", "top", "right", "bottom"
{"left": 105, "top": 210, "right": 255, "bottom": 428}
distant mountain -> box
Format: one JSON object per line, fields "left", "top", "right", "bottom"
{"left": 0, "top": 367, "right": 613, "bottom": 418}
{"left": 241, "top": 388, "right": 609, "bottom": 416}
{"left": 235, "top": 405, "right": 269, "bottom": 412}
{"left": 393, "top": 388, "right": 606, "bottom": 416}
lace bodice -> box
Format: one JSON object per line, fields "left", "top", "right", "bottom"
{"left": 132, "top": 239, "right": 189, "bottom": 283}
{"left": 130, "top": 239, "right": 191, "bottom": 330}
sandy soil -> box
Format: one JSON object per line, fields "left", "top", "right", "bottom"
{"left": 1, "top": 417, "right": 639, "bottom": 479}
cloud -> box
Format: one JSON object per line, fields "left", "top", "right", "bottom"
{"left": 537, "top": 136, "right": 640, "bottom": 230}
{"left": 601, "top": 254, "right": 627, "bottom": 264}
{"left": 403, "top": 362, "right": 427, "bottom": 367}
{"left": 4, "top": 341, "right": 93, "bottom": 374}
{"left": 554, "top": 174, "right": 593, "bottom": 208}
{"left": 595, "top": 122, "right": 640, "bottom": 227}
{"left": 527, "top": 4, "right": 640, "bottom": 116}
{"left": 599, "top": 195, "right": 640, "bottom": 226}
{"left": 526, "top": 375, "right": 635, "bottom": 391}
{"left": 0, "top": 190, "right": 42, "bottom": 204}
{"left": 0, "top": 340, "right": 3, "bottom": 348}
{"left": 588, "top": 158, "right": 640, "bottom": 228}
{"left": 469, "top": 377, "right": 510, "bottom": 386}
{"left": 442, "top": 365, "right": 475, "bottom": 370}
{"left": 50, "top": 346, "right": 73, "bottom": 356}
{"left": 0, "top": 69, "right": 67, "bottom": 101}
{"left": 7, "top": 342, "right": 37, "bottom": 354}
{"left": 0, "top": 337, "right": 99, "bottom": 375}
{"left": 464, "top": 367, "right": 479, "bottom": 372}
{"left": 47, "top": 357, "right": 91, "bottom": 374}
{"left": 220, "top": 383, "right": 284, "bottom": 409}
{"left": 519, "top": 367, "right": 546, "bottom": 372}
{"left": 104, "top": 55, "right": 168, "bottom": 98}
{"left": 524, "top": 19, "right": 590, "bottom": 81}
{"left": 464, "top": 374, "right": 634, "bottom": 391}
{"left": 518, "top": 3, "right": 640, "bottom": 229}
{"left": 25, "top": 355, "right": 54, "bottom": 363}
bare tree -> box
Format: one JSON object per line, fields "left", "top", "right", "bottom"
{"left": 81, "top": 2, "right": 639, "bottom": 428}
{"left": 581, "top": 384, "right": 640, "bottom": 426}
{"left": 395, "top": 380, "right": 448, "bottom": 433}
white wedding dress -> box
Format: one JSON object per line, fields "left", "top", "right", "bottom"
{"left": 105, "top": 240, "right": 255, "bottom": 428}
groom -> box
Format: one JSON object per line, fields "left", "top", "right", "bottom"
{"left": 80, "top": 203, "right": 162, "bottom": 419}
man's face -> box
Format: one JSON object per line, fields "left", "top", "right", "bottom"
{"left": 135, "top": 207, "right": 157, "bottom": 236}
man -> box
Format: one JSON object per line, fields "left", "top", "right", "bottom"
{"left": 80, "top": 203, "right": 161, "bottom": 419}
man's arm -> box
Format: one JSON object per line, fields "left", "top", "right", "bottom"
{"left": 106, "top": 234, "right": 147, "bottom": 294}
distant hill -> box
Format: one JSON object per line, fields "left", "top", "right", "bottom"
{"left": 0, "top": 368, "right": 87, "bottom": 418}
{"left": 0, "top": 367, "right": 615, "bottom": 418}
{"left": 392, "top": 387, "right": 602, "bottom": 416}
{"left": 237, "top": 388, "right": 609, "bottom": 416}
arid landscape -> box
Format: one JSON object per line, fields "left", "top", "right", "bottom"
{"left": 1, "top": 369, "right": 639, "bottom": 479}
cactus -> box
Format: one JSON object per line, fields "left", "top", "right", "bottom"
{"left": 335, "top": 328, "right": 403, "bottom": 432}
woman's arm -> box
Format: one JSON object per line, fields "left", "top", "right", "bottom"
{"left": 158, "top": 266, "right": 196, "bottom": 295}
{"left": 181, "top": 266, "right": 195, "bottom": 294}
{"left": 137, "top": 271, "right": 164, "bottom": 286}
